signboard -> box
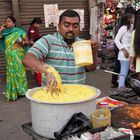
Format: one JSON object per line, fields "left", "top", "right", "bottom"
{"left": 44, "top": 4, "right": 85, "bottom": 31}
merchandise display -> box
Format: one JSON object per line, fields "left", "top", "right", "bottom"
{"left": 101, "top": 3, "right": 116, "bottom": 49}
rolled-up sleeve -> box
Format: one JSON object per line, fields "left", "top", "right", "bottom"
{"left": 28, "top": 36, "right": 50, "bottom": 59}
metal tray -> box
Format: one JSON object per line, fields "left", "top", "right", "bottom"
{"left": 111, "top": 104, "right": 140, "bottom": 137}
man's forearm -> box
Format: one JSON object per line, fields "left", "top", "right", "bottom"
{"left": 22, "top": 52, "right": 47, "bottom": 73}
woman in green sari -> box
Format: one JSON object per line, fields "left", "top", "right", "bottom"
{"left": 0, "top": 16, "right": 29, "bottom": 101}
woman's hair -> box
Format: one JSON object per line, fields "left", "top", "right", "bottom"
{"left": 59, "top": 9, "right": 80, "bottom": 23}
{"left": 30, "top": 17, "right": 42, "bottom": 25}
{"left": 134, "top": 9, "right": 140, "bottom": 29}
{"left": 134, "top": 10, "right": 140, "bottom": 56}
{"left": 5, "top": 16, "right": 16, "bottom": 23}
{"left": 124, "top": 6, "right": 135, "bottom": 15}
{"left": 120, "top": 13, "right": 133, "bottom": 30}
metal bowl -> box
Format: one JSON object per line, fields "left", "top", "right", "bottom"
{"left": 127, "top": 72, "right": 140, "bottom": 95}
{"left": 25, "top": 84, "right": 101, "bottom": 138}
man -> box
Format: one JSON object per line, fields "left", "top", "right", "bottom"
{"left": 22, "top": 10, "right": 98, "bottom": 94}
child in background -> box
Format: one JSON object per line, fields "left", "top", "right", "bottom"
{"left": 28, "top": 17, "right": 42, "bottom": 46}
{"left": 28, "top": 17, "right": 43, "bottom": 86}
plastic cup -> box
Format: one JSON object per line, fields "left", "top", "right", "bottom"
{"left": 72, "top": 40, "right": 93, "bottom": 66}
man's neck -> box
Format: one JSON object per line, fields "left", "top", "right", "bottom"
{"left": 64, "top": 38, "right": 75, "bottom": 46}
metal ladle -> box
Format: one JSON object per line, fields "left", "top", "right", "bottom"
{"left": 104, "top": 70, "right": 140, "bottom": 94}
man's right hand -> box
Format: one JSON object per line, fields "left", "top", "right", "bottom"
{"left": 22, "top": 53, "right": 60, "bottom": 96}
{"left": 45, "top": 71, "right": 59, "bottom": 96}
{"left": 39, "top": 65, "right": 60, "bottom": 96}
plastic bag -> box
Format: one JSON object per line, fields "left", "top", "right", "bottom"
{"left": 54, "top": 112, "right": 92, "bottom": 140}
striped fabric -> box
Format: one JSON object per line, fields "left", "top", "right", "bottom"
{"left": 28, "top": 32, "right": 86, "bottom": 85}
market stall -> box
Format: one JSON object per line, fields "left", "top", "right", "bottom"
{"left": 22, "top": 71, "right": 140, "bottom": 140}
{"left": 90, "top": 0, "right": 139, "bottom": 70}
{"left": 21, "top": 1, "right": 140, "bottom": 139}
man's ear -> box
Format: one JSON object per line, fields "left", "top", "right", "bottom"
{"left": 58, "top": 23, "right": 60, "bottom": 29}
{"left": 57, "top": 23, "right": 61, "bottom": 31}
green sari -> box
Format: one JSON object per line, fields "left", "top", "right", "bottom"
{"left": 0, "top": 27, "right": 29, "bottom": 101}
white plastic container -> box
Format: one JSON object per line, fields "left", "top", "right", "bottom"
{"left": 72, "top": 40, "right": 93, "bottom": 66}
{"left": 25, "top": 85, "right": 101, "bottom": 139}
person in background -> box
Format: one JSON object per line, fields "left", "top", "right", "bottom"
{"left": 114, "top": 13, "right": 134, "bottom": 88}
{"left": 28, "top": 17, "right": 42, "bottom": 46}
{"left": 111, "top": 7, "right": 135, "bottom": 88}
{"left": 111, "top": 8, "right": 122, "bottom": 88}
{"left": 0, "top": 16, "right": 29, "bottom": 101}
{"left": 22, "top": 9, "right": 98, "bottom": 95}
{"left": 28, "top": 17, "right": 43, "bottom": 86}
{"left": 130, "top": 9, "right": 140, "bottom": 72}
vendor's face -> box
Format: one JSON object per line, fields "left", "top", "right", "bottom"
{"left": 58, "top": 16, "right": 80, "bottom": 44}
{"left": 5, "top": 18, "right": 15, "bottom": 28}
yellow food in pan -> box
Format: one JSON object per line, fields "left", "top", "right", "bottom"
{"left": 32, "top": 84, "right": 96, "bottom": 103}
{"left": 32, "top": 65, "right": 96, "bottom": 103}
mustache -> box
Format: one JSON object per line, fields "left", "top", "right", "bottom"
{"left": 65, "top": 31, "right": 74, "bottom": 36}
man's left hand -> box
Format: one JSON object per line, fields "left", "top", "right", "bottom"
{"left": 91, "top": 40, "right": 99, "bottom": 53}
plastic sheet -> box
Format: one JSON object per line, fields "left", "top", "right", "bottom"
{"left": 54, "top": 112, "right": 92, "bottom": 140}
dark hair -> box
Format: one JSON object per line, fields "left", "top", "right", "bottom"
{"left": 5, "top": 16, "right": 16, "bottom": 23}
{"left": 134, "top": 9, "right": 140, "bottom": 29}
{"left": 120, "top": 13, "right": 133, "bottom": 30}
{"left": 59, "top": 9, "right": 80, "bottom": 23}
{"left": 124, "top": 7, "right": 136, "bottom": 14}
{"left": 30, "top": 17, "right": 42, "bottom": 25}
{"left": 134, "top": 10, "right": 140, "bottom": 56}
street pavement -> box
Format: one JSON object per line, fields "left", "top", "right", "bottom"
{"left": 0, "top": 69, "right": 113, "bottom": 140}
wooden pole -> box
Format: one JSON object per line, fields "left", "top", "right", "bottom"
{"left": 12, "top": 0, "right": 21, "bottom": 26}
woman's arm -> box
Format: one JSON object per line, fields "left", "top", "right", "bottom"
{"left": 114, "top": 26, "right": 125, "bottom": 50}
{"left": 22, "top": 35, "right": 30, "bottom": 45}
{"left": 130, "top": 56, "right": 136, "bottom": 72}
{"left": 0, "top": 24, "right": 6, "bottom": 38}
{"left": 16, "top": 35, "right": 30, "bottom": 46}
{"left": 114, "top": 26, "right": 129, "bottom": 58}
{"left": 130, "top": 31, "right": 135, "bottom": 57}
{"left": 0, "top": 24, "right": 5, "bottom": 33}
{"left": 130, "top": 31, "right": 136, "bottom": 71}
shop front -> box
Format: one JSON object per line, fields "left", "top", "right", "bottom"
{"left": 0, "top": 0, "right": 90, "bottom": 80}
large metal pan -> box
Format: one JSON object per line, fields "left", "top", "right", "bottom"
{"left": 111, "top": 104, "right": 140, "bottom": 137}
{"left": 127, "top": 72, "right": 140, "bottom": 95}
{"left": 25, "top": 84, "right": 101, "bottom": 139}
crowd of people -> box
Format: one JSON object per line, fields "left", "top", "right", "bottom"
{"left": 0, "top": 16, "right": 44, "bottom": 100}
{"left": 111, "top": 7, "right": 140, "bottom": 89}
{"left": 0, "top": 16, "right": 29, "bottom": 101}
{"left": 0, "top": 6, "right": 140, "bottom": 101}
